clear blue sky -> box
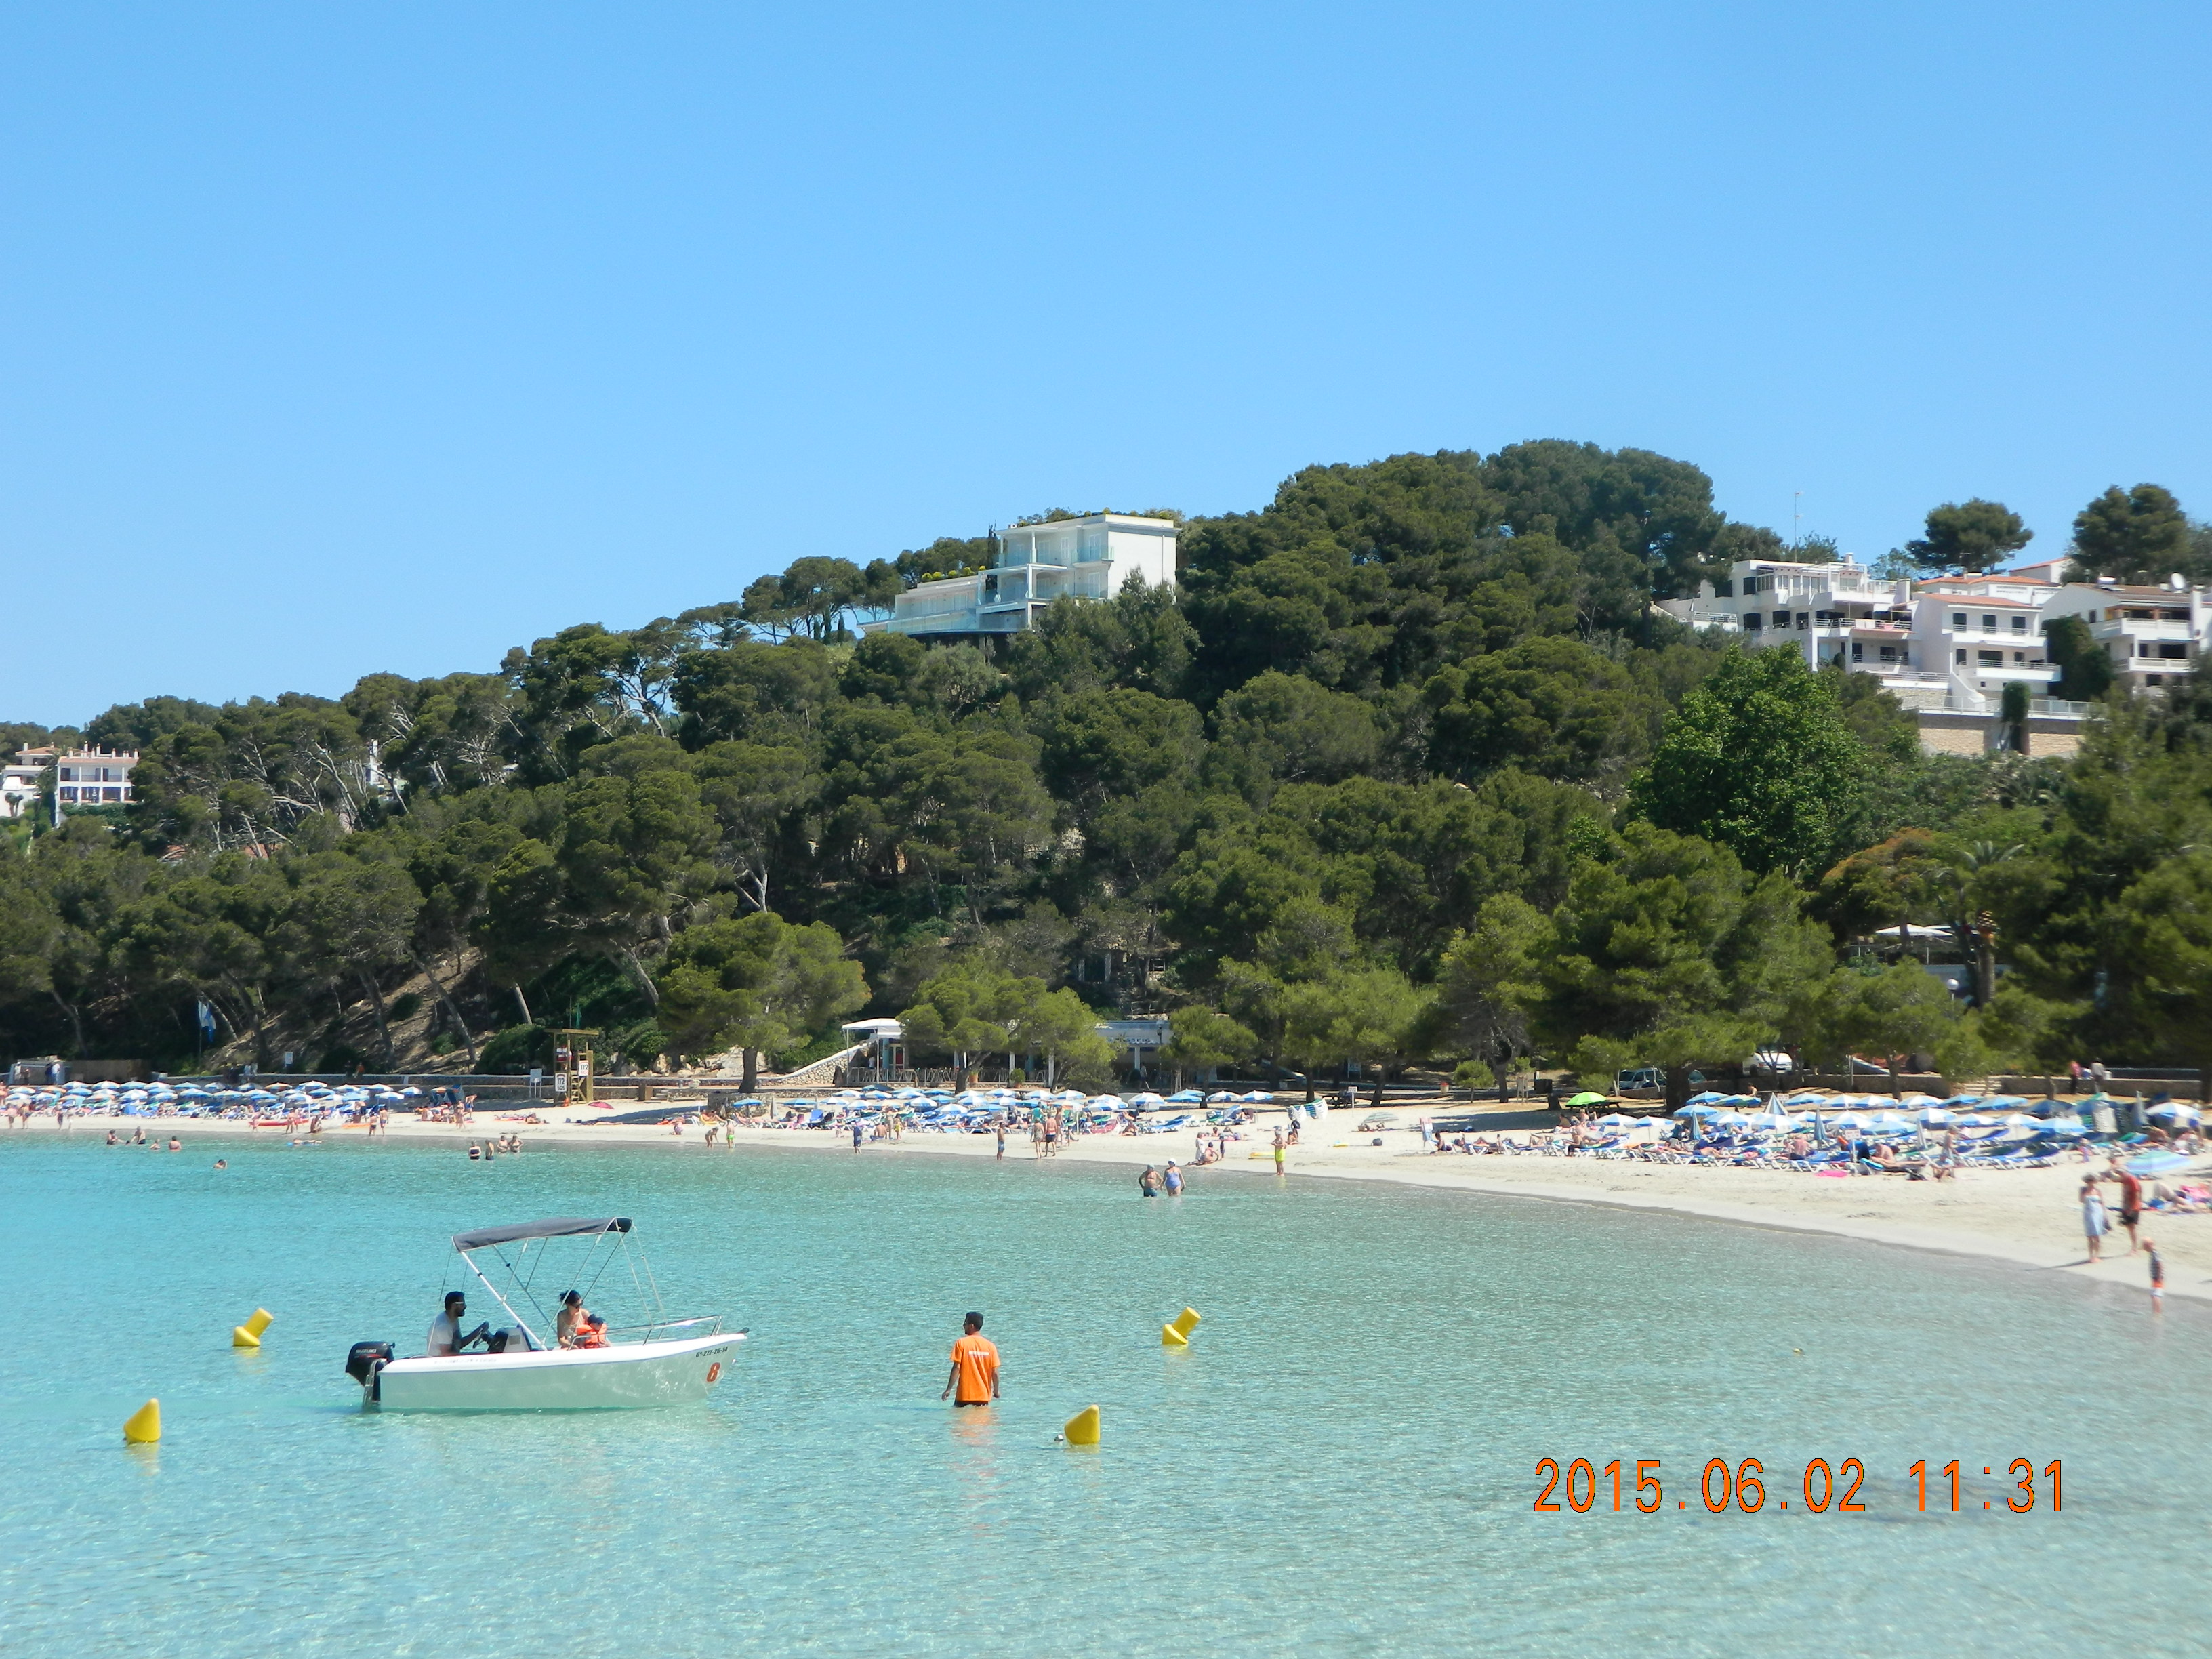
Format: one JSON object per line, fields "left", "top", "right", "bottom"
{"left": 4, "top": 3, "right": 2207, "bottom": 725}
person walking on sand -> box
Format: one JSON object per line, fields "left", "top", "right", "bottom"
{"left": 2147, "top": 1237, "right": 2165, "bottom": 1314}
{"left": 941, "top": 1312, "right": 1000, "bottom": 1407}
{"left": 2081, "top": 1177, "right": 2108, "bottom": 1261}
{"left": 2111, "top": 1161, "right": 2144, "bottom": 1254}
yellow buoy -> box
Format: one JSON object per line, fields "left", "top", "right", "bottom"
{"left": 232, "top": 1308, "right": 273, "bottom": 1348}
{"left": 123, "top": 1398, "right": 161, "bottom": 1443}
{"left": 1063, "top": 1404, "right": 1100, "bottom": 1446}
{"left": 1161, "top": 1323, "right": 1187, "bottom": 1346}
{"left": 1168, "top": 1307, "right": 1201, "bottom": 1340}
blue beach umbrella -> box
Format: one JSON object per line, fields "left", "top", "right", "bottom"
{"left": 2126, "top": 1151, "right": 2192, "bottom": 1176}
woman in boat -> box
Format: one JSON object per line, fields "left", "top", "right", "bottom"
{"left": 557, "top": 1290, "right": 609, "bottom": 1348}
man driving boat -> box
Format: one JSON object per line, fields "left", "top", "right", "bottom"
{"left": 427, "top": 1290, "right": 490, "bottom": 1357}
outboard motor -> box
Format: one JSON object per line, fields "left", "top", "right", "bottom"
{"left": 346, "top": 1340, "right": 392, "bottom": 1400}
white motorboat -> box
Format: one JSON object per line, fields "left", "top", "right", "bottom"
{"left": 344, "top": 1216, "right": 744, "bottom": 1412}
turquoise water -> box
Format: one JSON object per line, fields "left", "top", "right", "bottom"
{"left": 1, "top": 1134, "right": 2205, "bottom": 1658}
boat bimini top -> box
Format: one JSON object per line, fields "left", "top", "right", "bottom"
{"left": 443, "top": 1216, "right": 698, "bottom": 1354}
{"left": 452, "top": 1216, "right": 632, "bottom": 1252}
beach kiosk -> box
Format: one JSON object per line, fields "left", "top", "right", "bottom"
{"left": 841, "top": 1018, "right": 903, "bottom": 1082}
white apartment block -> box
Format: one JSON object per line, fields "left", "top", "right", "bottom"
{"left": 2039, "top": 580, "right": 2207, "bottom": 694}
{"left": 0, "top": 748, "right": 53, "bottom": 819}
{"left": 861, "top": 513, "right": 1179, "bottom": 639}
{"left": 1658, "top": 557, "right": 2209, "bottom": 757}
{"left": 56, "top": 747, "right": 138, "bottom": 807}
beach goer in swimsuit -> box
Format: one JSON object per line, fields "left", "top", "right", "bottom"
{"left": 1272, "top": 1128, "right": 1286, "bottom": 1175}
{"left": 2081, "top": 1179, "right": 2108, "bottom": 1261}
{"left": 2147, "top": 1239, "right": 2164, "bottom": 1313}
{"left": 941, "top": 1312, "right": 1000, "bottom": 1407}
{"left": 2112, "top": 1163, "right": 2144, "bottom": 1254}
{"left": 995, "top": 1124, "right": 1006, "bottom": 1160}
{"left": 1163, "top": 1161, "right": 1183, "bottom": 1195}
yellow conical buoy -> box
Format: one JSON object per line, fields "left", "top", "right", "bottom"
{"left": 1063, "top": 1404, "right": 1100, "bottom": 1446}
{"left": 232, "top": 1308, "right": 273, "bottom": 1348}
{"left": 123, "top": 1398, "right": 161, "bottom": 1443}
{"left": 1162, "top": 1306, "right": 1200, "bottom": 1345}
{"left": 1161, "top": 1323, "right": 1187, "bottom": 1345}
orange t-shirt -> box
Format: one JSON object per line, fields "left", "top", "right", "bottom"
{"left": 950, "top": 1333, "right": 999, "bottom": 1403}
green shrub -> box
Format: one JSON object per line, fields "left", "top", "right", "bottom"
{"left": 479, "top": 1025, "right": 555, "bottom": 1075}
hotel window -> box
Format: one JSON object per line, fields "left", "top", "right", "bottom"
{"left": 1879, "top": 646, "right": 1898, "bottom": 661}
{"left": 1981, "top": 615, "right": 1997, "bottom": 630}
{"left": 1954, "top": 648, "right": 1967, "bottom": 664}
{"left": 1742, "top": 613, "right": 1762, "bottom": 630}
{"left": 2013, "top": 653, "right": 2026, "bottom": 664}
{"left": 1851, "top": 642, "right": 1864, "bottom": 661}
{"left": 1978, "top": 650, "right": 2004, "bottom": 665}
{"left": 58, "top": 787, "right": 76, "bottom": 802}
{"left": 1795, "top": 612, "right": 1809, "bottom": 629}
{"left": 102, "top": 787, "right": 121, "bottom": 802}
{"left": 1951, "top": 612, "right": 1967, "bottom": 628}
{"left": 2159, "top": 642, "right": 2188, "bottom": 659}
{"left": 2011, "top": 615, "right": 2027, "bottom": 632}
{"left": 1772, "top": 610, "right": 1789, "bottom": 628}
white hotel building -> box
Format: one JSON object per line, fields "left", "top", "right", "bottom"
{"left": 860, "top": 514, "right": 1179, "bottom": 639}
{"left": 1661, "top": 556, "right": 2211, "bottom": 757}
{"left": 0, "top": 745, "right": 140, "bottom": 819}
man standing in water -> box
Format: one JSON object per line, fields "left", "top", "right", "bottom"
{"left": 941, "top": 1312, "right": 1000, "bottom": 1407}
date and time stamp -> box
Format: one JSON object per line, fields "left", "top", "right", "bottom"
{"left": 1534, "top": 1457, "right": 2064, "bottom": 1516}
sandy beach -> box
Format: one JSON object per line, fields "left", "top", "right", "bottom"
{"left": 22, "top": 1099, "right": 2206, "bottom": 1306}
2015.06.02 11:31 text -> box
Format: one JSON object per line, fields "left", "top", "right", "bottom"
{"left": 1532, "top": 1458, "right": 2062, "bottom": 1515}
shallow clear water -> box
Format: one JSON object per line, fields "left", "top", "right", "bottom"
{"left": 1, "top": 1132, "right": 2204, "bottom": 1658}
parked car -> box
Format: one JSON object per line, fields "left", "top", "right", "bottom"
{"left": 1614, "top": 1067, "right": 1665, "bottom": 1092}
